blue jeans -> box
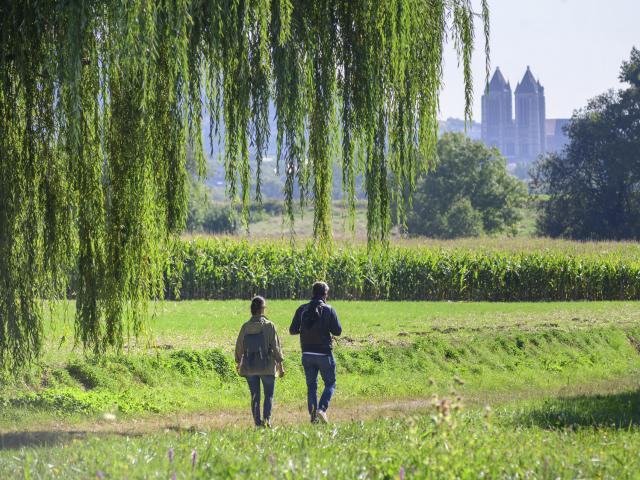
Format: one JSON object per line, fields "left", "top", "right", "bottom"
{"left": 246, "top": 375, "right": 275, "bottom": 425}
{"left": 302, "top": 353, "right": 336, "bottom": 416}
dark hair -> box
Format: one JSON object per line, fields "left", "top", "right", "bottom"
{"left": 312, "top": 281, "right": 329, "bottom": 299}
{"left": 250, "top": 296, "right": 266, "bottom": 315}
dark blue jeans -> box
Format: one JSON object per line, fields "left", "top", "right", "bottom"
{"left": 246, "top": 375, "right": 275, "bottom": 425}
{"left": 302, "top": 353, "right": 336, "bottom": 416}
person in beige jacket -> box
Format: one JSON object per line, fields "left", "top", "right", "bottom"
{"left": 235, "top": 296, "right": 284, "bottom": 427}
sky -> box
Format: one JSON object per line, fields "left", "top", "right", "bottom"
{"left": 439, "top": 0, "right": 640, "bottom": 120}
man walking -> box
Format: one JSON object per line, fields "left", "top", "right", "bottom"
{"left": 290, "top": 281, "right": 342, "bottom": 424}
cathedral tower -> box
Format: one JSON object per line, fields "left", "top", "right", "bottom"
{"left": 481, "top": 68, "right": 515, "bottom": 158}
{"left": 515, "top": 66, "right": 546, "bottom": 161}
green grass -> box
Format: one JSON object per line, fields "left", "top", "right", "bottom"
{"left": 2, "top": 390, "right": 640, "bottom": 478}
{"left": 148, "top": 299, "right": 640, "bottom": 353}
{"left": 2, "top": 300, "right": 640, "bottom": 478}
{"left": 6, "top": 325, "right": 636, "bottom": 421}
{"left": 0, "top": 301, "right": 637, "bottom": 426}
{"left": 41, "top": 300, "right": 640, "bottom": 357}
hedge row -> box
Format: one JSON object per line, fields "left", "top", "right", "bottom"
{"left": 165, "top": 238, "right": 640, "bottom": 301}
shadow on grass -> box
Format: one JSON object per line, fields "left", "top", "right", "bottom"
{"left": 0, "top": 421, "right": 201, "bottom": 450}
{"left": 0, "top": 430, "right": 144, "bottom": 451}
{"left": 0, "top": 431, "right": 89, "bottom": 450}
{"left": 521, "top": 389, "right": 640, "bottom": 430}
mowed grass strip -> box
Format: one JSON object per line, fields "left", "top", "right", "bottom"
{"left": 44, "top": 300, "right": 640, "bottom": 355}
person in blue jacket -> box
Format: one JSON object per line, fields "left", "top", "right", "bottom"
{"left": 289, "top": 281, "right": 342, "bottom": 424}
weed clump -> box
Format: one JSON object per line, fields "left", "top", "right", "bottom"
{"left": 167, "top": 349, "right": 235, "bottom": 379}
{"left": 66, "top": 361, "right": 115, "bottom": 390}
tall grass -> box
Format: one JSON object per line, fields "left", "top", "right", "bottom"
{"left": 3, "top": 389, "right": 640, "bottom": 479}
{"left": 167, "top": 238, "right": 640, "bottom": 301}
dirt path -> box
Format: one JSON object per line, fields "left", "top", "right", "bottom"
{"left": 0, "top": 376, "right": 637, "bottom": 450}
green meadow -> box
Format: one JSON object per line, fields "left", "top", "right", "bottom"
{"left": 42, "top": 299, "right": 640, "bottom": 353}
{"left": 3, "top": 394, "right": 640, "bottom": 479}
{"left": 1, "top": 300, "right": 639, "bottom": 478}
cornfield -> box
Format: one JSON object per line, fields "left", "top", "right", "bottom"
{"left": 166, "top": 238, "right": 640, "bottom": 301}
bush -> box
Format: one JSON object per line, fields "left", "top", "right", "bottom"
{"left": 186, "top": 176, "right": 237, "bottom": 234}
{"left": 406, "top": 133, "right": 527, "bottom": 238}
{"left": 438, "top": 198, "right": 483, "bottom": 238}
{"left": 187, "top": 202, "right": 237, "bottom": 234}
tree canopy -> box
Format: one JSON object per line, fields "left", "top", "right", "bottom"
{"left": 0, "top": 0, "right": 488, "bottom": 368}
{"left": 532, "top": 48, "right": 640, "bottom": 240}
{"left": 405, "top": 133, "right": 526, "bottom": 238}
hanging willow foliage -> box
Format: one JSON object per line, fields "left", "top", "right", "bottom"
{"left": 0, "top": 0, "right": 488, "bottom": 366}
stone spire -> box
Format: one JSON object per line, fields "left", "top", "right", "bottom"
{"left": 488, "top": 67, "right": 510, "bottom": 92}
{"left": 515, "top": 66, "right": 540, "bottom": 94}
{"left": 514, "top": 66, "right": 546, "bottom": 160}
{"left": 482, "top": 67, "right": 515, "bottom": 159}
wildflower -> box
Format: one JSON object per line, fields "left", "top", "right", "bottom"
{"left": 168, "top": 447, "right": 174, "bottom": 464}
{"left": 191, "top": 449, "right": 198, "bottom": 468}
{"left": 96, "top": 471, "right": 105, "bottom": 480}
{"left": 172, "top": 474, "right": 177, "bottom": 480}
{"left": 399, "top": 466, "right": 405, "bottom": 480}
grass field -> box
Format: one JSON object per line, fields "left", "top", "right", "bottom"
{"left": 3, "top": 391, "right": 640, "bottom": 479}
{"left": 1, "top": 300, "right": 639, "bottom": 478}
{"left": 40, "top": 299, "right": 640, "bottom": 357}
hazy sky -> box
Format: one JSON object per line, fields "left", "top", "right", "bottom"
{"left": 440, "top": 0, "right": 640, "bottom": 120}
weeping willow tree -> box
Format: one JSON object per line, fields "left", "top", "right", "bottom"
{"left": 0, "top": 0, "right": 488, "bottom": 367}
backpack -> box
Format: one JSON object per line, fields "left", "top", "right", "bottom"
{"left": 300, "top": 302, "right": 326, "bottom": 344}
{"left": 243, "top": 330, "right": 268, "bottom": 370}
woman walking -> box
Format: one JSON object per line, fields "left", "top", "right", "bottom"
{"left": 235, "top": 296, "right": 285, "bottom": 427}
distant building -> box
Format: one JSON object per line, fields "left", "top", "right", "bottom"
{"left": 481, "top": 67, "right": 515, "bottom": 158}
{"left": 514, "top": 67, "right": 546, "bottom": 161}
{"left": 439, "top": 117, "right": 481, "bottom": 140}
{"left": 481, "top": 66, "right": 569, "bottom": 164}
{"left": 545, "top": 118, "right": 571, "bottom": 154}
